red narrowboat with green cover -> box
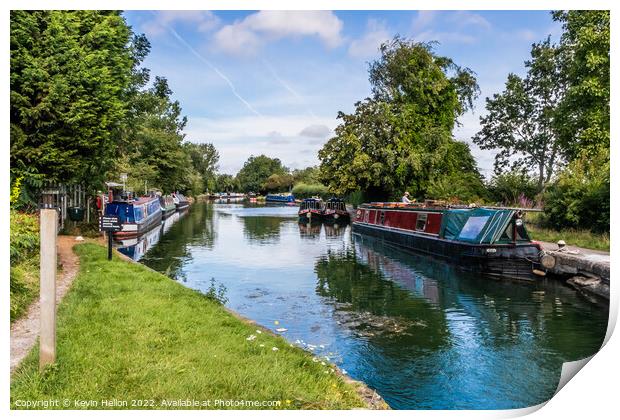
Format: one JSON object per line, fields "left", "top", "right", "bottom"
{"left": 352, "top": 202, "right": 542, "bottom": 281}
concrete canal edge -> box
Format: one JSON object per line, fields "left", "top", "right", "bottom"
{"left": 539, "top": 242, "right": 610, "bottom": 301}
{"left": 112, "top": 240, "right": 390, "bottom": 410}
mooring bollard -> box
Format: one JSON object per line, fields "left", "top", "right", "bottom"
{"left": 39, "top": 208, "right": 58, "bottom": 369}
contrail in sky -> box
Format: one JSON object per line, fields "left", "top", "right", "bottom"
{"left": 261, "top": 59, "right": 319, "bottom": 120}
{"left": 161, "top": 22, "right": 262, "bottom": 117}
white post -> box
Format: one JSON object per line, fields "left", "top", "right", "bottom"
{"left": 39, "top": 208, "right": 57, "bottom": 369}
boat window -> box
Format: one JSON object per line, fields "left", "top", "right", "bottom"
{"left": 458, "top": 216, "right": 490, "bottom": 240}
{"left": 364, "top": 211, "right": 369, "bottom": 223}
{"left": 380, "top": 211, "right": 385, "bottom": 225}
{"left": 416, "top": 213, "right": 428, "bottom": 231}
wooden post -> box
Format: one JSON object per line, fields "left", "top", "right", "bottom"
{"left": 39, "top": 208, "right": 58, "bottom": 370}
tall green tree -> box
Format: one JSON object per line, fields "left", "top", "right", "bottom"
{"left": 319, "top": 37, "right": 483, "bottom": 200}
{"left": 10, "top": 11, "right": 146, "bottom": 198}
{"left": 473, "top": 38, "right": 564, "bottom": 190}
{"left": 184, "top": 142, "right": 220, "bottom": 193}
{"left": 552, "top": 10, "right": 610, "bottom": 160}
{"left": 236, "top": 155, "right": 288, "bottom": 193}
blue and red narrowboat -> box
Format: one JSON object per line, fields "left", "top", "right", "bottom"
{"left": 104, "top": 194, "right": 163, "bottom": 239}
{"left": 323, "top": 198, "right": 350, "bottom": 224}
{"left": 352, "top": 202, "right": 542, "bottom": 281}
{"left": 299, "top": 198, "right": 323, "bottom": 223}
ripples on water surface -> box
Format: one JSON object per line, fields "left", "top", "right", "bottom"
{"left": 121, "top": 202, "right": 608, "bottom": 409}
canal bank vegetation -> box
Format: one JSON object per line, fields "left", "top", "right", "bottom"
{"left": 10, "top": 209, "right": 40, "bottom": 322}
{"left": 10, "top": 243, "right": 372, "bottom": 409}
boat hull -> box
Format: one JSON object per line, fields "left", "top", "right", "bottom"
{"left": 352, "top": 222, "right": 541, "bottom": 281}
{"left": 113, "top": 211, "right": 163, "bottom": 239}
{"left": 323, "top": 210, "right": 350, "bottom": 224}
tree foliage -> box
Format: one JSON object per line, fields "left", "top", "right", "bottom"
{"left": 10, "top": 11, "right": 143, "bottom": 191}
{"left": 473, "top": 38, "right": 564, "bottom": 190}
{"left": 319, "top": 37, "right": 483, "bottom": 201}
{"left": 236, "top": 155, "right": 288, "bottom": 193}
{"left": 552, "top": 10, "right": 610, "bottom": 160}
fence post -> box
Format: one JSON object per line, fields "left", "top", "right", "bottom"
{"left": 39, "top": 208, "right": 58, "bottom": 370}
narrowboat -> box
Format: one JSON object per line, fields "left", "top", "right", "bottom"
{"left": 298, "top": 198, "right": 323, "bottom": 223}
{"left": 104, "top": 194, "right": 163, "bottom": 239}
{"left": 172, "top": 193, "right": 190, "bottom": 211}
{"left": 159, "top": 194, "right": 176, "bottom": 219}
{"left": 323, "top": 198, "right": 350, "bottom": 224}
{"left": 352, "top": 202, "right": 542, "bottom": 281}
{"left": 265, "top": 193, "right": 295, "bottom": 204}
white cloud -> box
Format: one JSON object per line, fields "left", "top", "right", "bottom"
{"left": 448, "top": 11, "right": 492, "bottom": 30}
{"left": 412, "top": 11, "right": 491, "bottom": 46}
{"left": 299, "top": 124, "right": 331, "bottom": 138}
{"left": 213, "top": 11, "right": 344, "bottom": 56}
{"left": 142, "top": 11, "right": 220, "bottom": 37}
{"left": 348, "top": 19, "right": 391, "bottom": 59}
{"left": 184, "top": 115, "right": 337, "bottom": 173}
{"left": 412, "top": 11, "right": 437, "bottom": 32}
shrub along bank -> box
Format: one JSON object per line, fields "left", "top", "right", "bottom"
{"left": 10, "top": 243, "right": 372, "bottom": 410}
{"left": 10, "top": 210, "right": 39, "bottom": 322}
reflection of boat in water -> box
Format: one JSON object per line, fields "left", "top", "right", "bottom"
{"left": 116, "top": 221, "right": 162, "bottom": 261}
{"left": 298, "top": 222, "right": 321, "bottom": 238}
{"left": 353, "top": 202, "right": 542, "bottom": 281}
{"left": 161, "top": 211, "right": 179, "bottom": 235}
{"left": 323, "top": 222, "right": 347, "bottom": 238}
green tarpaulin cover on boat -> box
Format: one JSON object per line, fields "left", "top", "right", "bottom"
{"left": 439, "top": 208, "right": 516, "bottom": 244}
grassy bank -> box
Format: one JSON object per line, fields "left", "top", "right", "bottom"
{"left": 11, "top": 243, "right": 369, "bottom": 410}
{"left": 10, "top": 211, "right": 40, "bottom": 322}
{"left": 527, "top": 224, "right": 609, "bottom": 252}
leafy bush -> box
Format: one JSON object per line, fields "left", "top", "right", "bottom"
{"left": 10, "top": 210, "right": 39, "bottom": 264}
{"left": 292, "top": 182, "right": 329, "bottom": 199}
{"left": 542, "top": 148, "right": 609, "bottom": 233}
{"left": 425, "top": 173, "right": 487, "bottom": 203}
{"left": 487, "top": 171, "right": 539, "bottom": 206}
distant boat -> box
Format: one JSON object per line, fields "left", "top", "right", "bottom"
{"left": 265, "top": 193, "right": 295, "bottom": 204}
{"left": 104, "top": 195, "right": 162, "bottom": 239}
{"left": 298, "top": 198, "right": 323, "bottom": 223}
{"left": 172, "top": 193, "right": 190, "bottom": 211}
{"left": 323, "top": 198, "right": 350, "bottom": 224}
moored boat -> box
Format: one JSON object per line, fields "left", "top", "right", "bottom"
{"left": 323, "top": 197, "right": 350, "bottom": 224}
{"left": 159, "top": 194, "right": 176, "bottom": 219}
{"left": 172, "top": 193, "right": 190, "bottom": 211}
{"left": 352, "top": 202, "right": 542, "bottom": 281}
{"left": 265, "top": 193, "right": 295, "bottom": 204}
{"left": 298, "top": 197, "right": 323, "bottom": 223}
{"left": 104, "top": 194, "right": 163, "bottom": 239}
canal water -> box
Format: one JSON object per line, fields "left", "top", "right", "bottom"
{"left": 119, "top": 201, "right": 608, "bottom": 410}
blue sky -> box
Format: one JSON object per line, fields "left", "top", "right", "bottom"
{"left": 123, "top": 10, "right": 562, "bottom": 176}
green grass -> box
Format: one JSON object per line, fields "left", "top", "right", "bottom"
{"left": 10, "top": 243, "right": 369, "bottom": 410}
{"left": 527, "top": 224, "right": 610, "bottom": 252}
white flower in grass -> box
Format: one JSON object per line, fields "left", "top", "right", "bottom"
{"left": 259, "top": 344, "right": 265, "bottom": 347}
{"left": 321, "top": 362, "right": 326, "bottom": 366}
{"left": 256, "top": 330, "right": 262, "bottom": 334}
{"left": 342, "top": 369, "right": 347, "bottom": 375}
{"left": 312, "top": 357, "right": 319, "bottom": 363}
{"left": 246, "top": 335, "right": 257, "bottom": 341}
{"left": 272, "top": 347, "right": 279, "bottom": 351}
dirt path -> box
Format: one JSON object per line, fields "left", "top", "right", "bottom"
{"left": 10, "top": 236, "right": 81, "bottom": 374}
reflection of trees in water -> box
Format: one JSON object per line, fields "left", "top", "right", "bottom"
{"left": 242, "top": 216, "right": 286, "bottom": 243}
{"left": 314, "top": 247, "right": 449, "bottom": 350}
{"left": 141, "top": 202, "right": 216, "bottom": 281}
{"left": 352, "top": 235, "right": 608, "bottom": 363}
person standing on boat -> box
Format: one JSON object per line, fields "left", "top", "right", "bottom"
{"left": 402, "top": 192, "right": 412, "bottom": 204}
